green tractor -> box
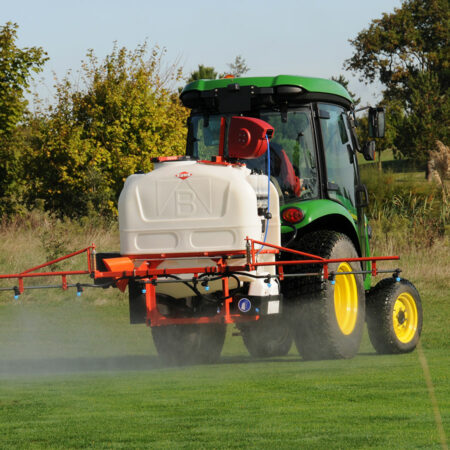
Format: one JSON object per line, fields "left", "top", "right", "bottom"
{"left": 0, "top": 75, "right": 423, "bottom": 365}
{"left": 171, "top": 75, "right": 423, "bottom": 362}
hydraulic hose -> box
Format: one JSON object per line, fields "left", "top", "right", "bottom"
{"left": 256, "top": 135, "right": 271, "bottom": 255}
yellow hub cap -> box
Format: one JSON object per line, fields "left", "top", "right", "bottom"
{"left": 334, "top": 262, "right": 358, "bottom": 335}
{"left": 393, "top": 293, "right": 418, "bottom": 343}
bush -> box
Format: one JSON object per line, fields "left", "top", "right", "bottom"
{"left": 3, "top": 42, "right": 189, "bottom": 219}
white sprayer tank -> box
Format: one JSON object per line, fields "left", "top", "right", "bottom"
{"left": 118, "top": 160, "right": 280, "bottom": 298}
{"left": 119, "top": 160, "right": 280, "bottom": 255}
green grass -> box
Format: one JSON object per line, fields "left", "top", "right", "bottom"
{"left": 357, "top": 148, "right": 395, "bottom": 166}
{"left": 1, "top": 349, "right": 448, "bottom": 448}
{"left": 0, "top": 291, "right": 448, "bottom": 448}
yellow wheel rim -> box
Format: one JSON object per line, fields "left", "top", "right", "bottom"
{"left": 334, "top": 262, "right": 358, "bottom": 335}
{"left": 393, "top": 292, "right": 418, "bottom": 343}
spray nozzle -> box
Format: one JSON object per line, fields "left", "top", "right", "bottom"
{"left": 13, "top": 286, "right": 20, "bottom": 300}
{"left": 393, "top": 269, "right": 402, "bottom": 282}
{"left": 201, "top": 280, "right": 210, "bottom": 291}
{"left": 76, "top": 283, "right": 83, "bottom": 297}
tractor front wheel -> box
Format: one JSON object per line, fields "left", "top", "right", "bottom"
{"left": 151, "top": 323, "right": 226, "bottom": 366}
{"left": 366, "top": 278, "right": 422, "bottom": 354}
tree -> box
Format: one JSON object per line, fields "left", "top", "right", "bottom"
{"left": 225, "top": 55, "right": 249, "bottom": 77}
{"left": 0, "top": 22, "right": 48, "bottom": 136}
{"left": 396, "top": 71, "right": 449, "bottom": 162}
{"left": 345, "top": 0, "right": 449, "bottom": 165}
{"left": 345, "top": 0, "right": 448, "bottom": 96}
{"left": 187, "top": 56, "right": 250, "bottom": 83}
{"left": 187, "top": 64, "right": 217, "bottom": 83}
{"left": 27, "top": 43, "right": 189, "bottom": 217}
{"left": 0, "top": 22, "right": 48, "bottom": 215}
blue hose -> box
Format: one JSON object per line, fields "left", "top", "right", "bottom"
{"left": 256, "top": 135, "right": 271, "bottom": 255}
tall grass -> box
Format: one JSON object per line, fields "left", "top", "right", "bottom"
{"left": 0, "top": 210, "right": 121, "bottom": 302}
{"left": 360, "top": 165, "right": 449, "bottom": 251}
{"left": 0, "top": 210, "right": 119, "bottom": 270}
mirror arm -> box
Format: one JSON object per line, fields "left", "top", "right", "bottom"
{"left": 354, "top": 106, "right": 371, "bottom": 113}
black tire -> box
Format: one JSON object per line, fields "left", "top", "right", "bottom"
{"left": 240, "top": 317, "right": 292, "bottom": 357}
{"left": 366, "top": 278, "right": 422, "bottom": 354}
{"left": 151, "top": 323, "right": 226, "bottom": 366}
{"left": 285, "top": 230, "right": 365, "bottom": 360}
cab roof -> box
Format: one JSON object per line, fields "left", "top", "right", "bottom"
{"left": 182, "top": 75, "right": 351, "bottom": 99}
{"left": 180, "top": 75, "right": 353, "bottom": 113}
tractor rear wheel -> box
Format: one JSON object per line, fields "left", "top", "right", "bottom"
{"left": 366, "top": 278, "right": 422, "bottom": 354}
{"left": 285, "top": 231, "right": 365, "bottom": 360}
{"left": 151, "top": 323, "right": 226, "bottom": 366}
{"left": 240, "top": 317, "right": 292, "bottom": 357}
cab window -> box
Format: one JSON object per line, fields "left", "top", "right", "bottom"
{"left": 188, "top": 115, "right": 224, "bottom": 161}
{"left": 187, "top": 110, "right": 319, "bottom": 204}
{"left": 319, "top": 103, "right": 356, "bottom": 210}
{"left": 257, "top": 110, "right": 318, "bottom": 202}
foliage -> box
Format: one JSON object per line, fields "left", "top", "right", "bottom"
{"left": 187, "top": 64, "right": 217, "bottom": 82}
{"left": 26, "top": 43, "right": 189, "bottom": 217}
{"left": 224, "top": 55, "right": 249, "bottom": 77}
{"left": 0, "top": 22, "right": 48, "bottom": 215}
{"left": 188, "top": 56, "right": 250, "bottom": 82}
{"left": 345, "top": 0, "right": 448, "bottom": 93}
{"left": 395, "top": 71, "right": 449, "bottom": 161}
{"left": 0, "top": 22, "right": 48, "bottom": 136}
{"left": 345, "top": 0, "right": 449, "bottom": 163}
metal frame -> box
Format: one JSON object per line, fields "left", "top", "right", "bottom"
{"left": 0, "top": 245, "right": 95, "bottom": 296}
{"left": 0, "top": 239, "right": 401, "bottom": 327}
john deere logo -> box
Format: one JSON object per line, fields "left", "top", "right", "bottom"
{"left": 176, "top": 171, "right": 192, "bottom": 180}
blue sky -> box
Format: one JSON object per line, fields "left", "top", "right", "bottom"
{"left": 3, "top": 0, "right": 402, "bottom": 105}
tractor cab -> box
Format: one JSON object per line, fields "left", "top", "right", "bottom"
{"left": 181, "top": 76, "right": 385, "bottom": 265}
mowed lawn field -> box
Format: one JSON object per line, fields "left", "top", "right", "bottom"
{"left": 0, "top": 220, "right": 449, "bottom": 448}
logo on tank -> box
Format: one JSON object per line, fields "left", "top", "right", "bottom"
{"left": 175, "top": 171, "right": 192, "bottom": 180}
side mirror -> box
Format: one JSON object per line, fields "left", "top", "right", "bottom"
{"left": 362, "top": 140, "right": 376, "bottom": 161}
{"left": 368, "top": 107, "right": 385, "bottom": 138}
{"left": 228, "top": 116, "right": 274, "bottom": 159}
